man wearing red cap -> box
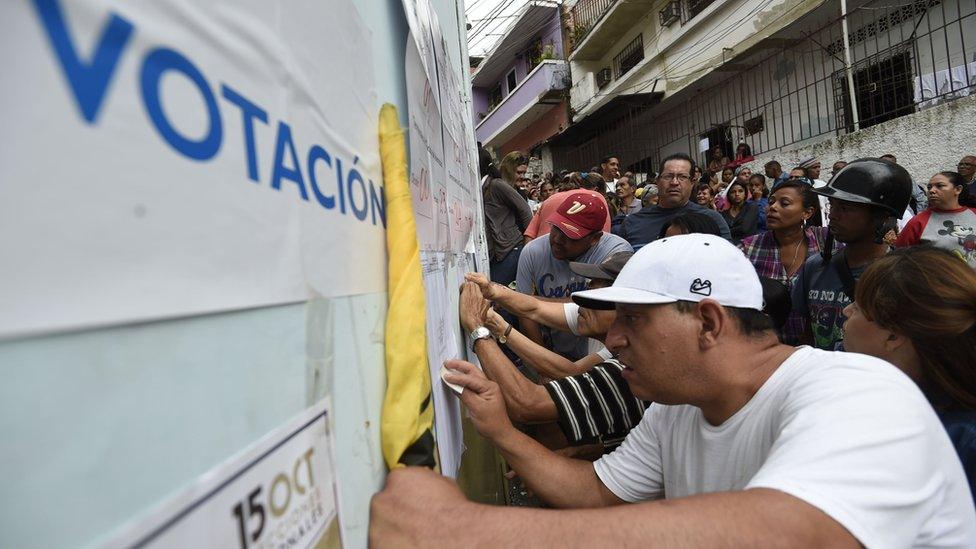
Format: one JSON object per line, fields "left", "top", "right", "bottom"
{"left": 515, "top": 192, "right": 632, "bottom": 360}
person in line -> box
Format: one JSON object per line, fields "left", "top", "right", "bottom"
{"left": 614, "top": 153, "right": 730, "bottom": 249}
{"left": 460, "top": 253, "right": 644, "bottom": 447}
{"left": 706, "top": 145, "right": 730, "bottom": 174}
{"left": 479, "top": 145, "right": 533, "bottom": 293}
{"left": 720, "top": 180, "right": 760, "bottom": 244}
{"left": 748, "top": 173, "right": 769, "bottom": 230}
{"left": 842, "top": 246, "right": 976, "bottom": 501}
{"left": 523, "top": 177, "right": 609, "bottom": 242}
{"left": 895, "top": 171, "right": 976, "bottom": 266}
{"left": 881, "top": 153, "right": 928, "bottom": 214}
{"left": 516, "top": 192, "right": 631, "bottom": 360}
{"left": 959, "top": 155, "right": 976, "bottom": 194}
{"left": 538, "top": 180, "right": 555, "bottom": 204}
{"left": 639, "top": 184, "right": 658, "bottom": 208}
{"left": 798, "top": 156, "right": 825, "bottom": 187}
{"left": 657, "top": 211, "right": 724, "bottom": 239}
{"left": 740, "top": 180, "right": 829, "bottom": 344}
{"left": 727, "top": 142, "right": 754, "bottom": 169}
{"left": 695, "top": 183, "right": 716, "bottom": 210}
{"left": 785, "top": 166, "right": 826, "bottom": 225}
{"left": 599, "top": 156, "right": 620, "bottom": 192}
{"left": 499, "top": 151, "right": 529, "bottom": 189}
{"left": 792, "top": 158, "right": 912, "bottom": 350}
{"left": 831, "top": 160, "right": 847, "bottom": 179}
{"left": 614, "top": 176, "right": 641, "bottom": 217}
{"left": 764, "top": 159, "right": 789, "bottom": 188}
{"left": 371, "top": 234, "right": 976, "bottom": 547}
{"left": 713, "top": 166, "right": 735, "bottom": 210}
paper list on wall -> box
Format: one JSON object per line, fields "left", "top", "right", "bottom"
{"left": 421, "top": 252, "right": 464, "bottom": 477}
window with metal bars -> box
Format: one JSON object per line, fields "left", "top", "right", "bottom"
{"left": 613, "top": 34, "right": 644, "bottom": 79}
{"left": 686, "top": 0, "right": 717, "bottom": 21}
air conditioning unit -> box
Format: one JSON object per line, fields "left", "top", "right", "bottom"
{"left": 659, "top": 1, "right": 680, "bottom": 27}
{"left": 596, "top": 67, "right": 612, "bottom": 89}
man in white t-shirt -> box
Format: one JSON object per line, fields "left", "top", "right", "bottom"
{"left": 371, "top": 234, "right": 976, "bottom": 547}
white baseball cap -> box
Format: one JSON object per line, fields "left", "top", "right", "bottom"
{"left": 571, "top": 233, "right": 763, "bottom": 311}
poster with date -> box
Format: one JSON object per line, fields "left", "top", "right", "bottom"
{"left": 102, "top": 401, "right": 340, "bottom": 549}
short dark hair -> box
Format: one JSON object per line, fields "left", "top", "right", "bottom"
{"left": 601, "top": 156, "right": 618, "bottom": 165}
{"left": 658, "top": 212, "right": 723, "bottom": 239}
{"left": 764, "top": 160, "right": 782, "bottom": 169}
{"left": 658, "top": 153, "right": 696, "bottom": 177}
{"left": 673, "top": 301, "right": 776, "bottom": 337}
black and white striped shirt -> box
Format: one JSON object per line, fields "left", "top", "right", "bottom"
{"left": 544, "top": 359, "right": 648, "bottom": 446}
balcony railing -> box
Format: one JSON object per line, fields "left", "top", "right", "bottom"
{"left": 476, "top": 60, "right": 569, "bottom": 144}
{"left": 569, "top": 0, "right": 618, "bottom": 44}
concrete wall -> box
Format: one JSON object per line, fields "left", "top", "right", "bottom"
{"left": 746, "top": 93, "right": 976, "bottom": 184}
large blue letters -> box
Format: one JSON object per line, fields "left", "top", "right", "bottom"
{"left": 33, "top": 0, "right": 134, "bottom": 123}
{"left": 141, "top": 48, "right": 223, "bottom": 161}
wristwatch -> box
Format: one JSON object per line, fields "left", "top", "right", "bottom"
{"left": 469, "top": 326, "right": 492, "bottom": 351}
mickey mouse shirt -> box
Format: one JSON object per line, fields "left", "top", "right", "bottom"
{"left": 895, "top": 207, "right": 976, "bottom": 267}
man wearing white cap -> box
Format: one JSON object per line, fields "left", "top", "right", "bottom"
{"left": 371, "top": 234, "right": 976, "bottom": 547}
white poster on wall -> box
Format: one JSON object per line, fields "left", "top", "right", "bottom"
{"left": 402, "top": 3, "right": 476, "bottom": 253}
{"left": 0, "top": 0, "right": 385, "bottom": 338}
{"left": 101, "top": 399, "right": 341, "bottom": 549}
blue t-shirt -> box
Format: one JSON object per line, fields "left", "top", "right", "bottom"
{"left": 791, "top": 252, "right": 865, "bottom": 350}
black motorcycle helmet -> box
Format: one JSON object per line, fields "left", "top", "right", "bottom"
{"left": 813, "top": 158, "right": 913, "bottom": 217}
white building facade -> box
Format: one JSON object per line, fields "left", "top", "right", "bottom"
{"left": 553, "top": 0, "right": 975, "bottom": 181}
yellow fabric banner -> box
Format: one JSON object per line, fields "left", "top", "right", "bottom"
{"left": 378, "top": 104, "right": 436, "bottom": 470}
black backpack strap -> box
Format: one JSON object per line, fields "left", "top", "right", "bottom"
{"left": 830, "top": 249, "right": 857, "bottom": 300}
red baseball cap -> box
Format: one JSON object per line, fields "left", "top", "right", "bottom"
{"left": 548, "top": 192, "right": 608, "bottom": 240}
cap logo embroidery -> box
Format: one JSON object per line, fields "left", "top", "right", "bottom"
{"left": 689, "top": 278, "right": 712, "bottom": 296}
{"left": 566, "top": 201, "right": 587, "bottom": 215}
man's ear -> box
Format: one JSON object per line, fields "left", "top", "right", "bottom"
{"left": 696, "top": 299, "right": 726, "bottom": 348}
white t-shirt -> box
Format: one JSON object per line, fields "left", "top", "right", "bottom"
{"left": 594, "top": 347, "right": 976, "bottom": 548}
{"left": 563, "top": 302, "right": 613, "bottom": 359}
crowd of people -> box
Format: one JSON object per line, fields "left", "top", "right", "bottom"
{"left": 369, "top": 145, "right": 976, "bottom": 547}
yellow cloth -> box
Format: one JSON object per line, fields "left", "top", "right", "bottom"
{"left": 378, "top": 104, "right": 436, "bottom": 470}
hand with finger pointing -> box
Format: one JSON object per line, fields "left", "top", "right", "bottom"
{"left": 442, "top": 359, "right": 513, "bottom": 441}
{"left": 464, "top": 272, "right": 499, "bottom": 300}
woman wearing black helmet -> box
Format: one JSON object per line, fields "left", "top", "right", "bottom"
{"left": 790, "top": 158, "right": 913, "bottom": 350}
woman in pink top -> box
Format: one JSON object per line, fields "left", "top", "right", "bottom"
{"left": 896, "top": 171, "right": 976, "bottom": 267}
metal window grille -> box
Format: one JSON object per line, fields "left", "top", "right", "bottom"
{"left": 686, "top": 0, "right": 717, "bottom": 21}
{"left": 613, "top": 34, "right": 644, "bottom": 78}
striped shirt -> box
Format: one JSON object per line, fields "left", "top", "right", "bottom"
{"left": 544, "top": 359, "right": 649, "bottom": 446}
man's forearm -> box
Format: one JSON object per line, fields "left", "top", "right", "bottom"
{"left": 444, "top": 489, "right": 857, "bottom": 547}
{"left": 502, "top": 329, "right": 583, "bottom": 379}
{"left": 492, "top": 286, "right": 569, "bottom": 330}
{"left": 491, "top": 426, "right": 613, "bottom": 509}
{"left": 474, "top": 339, "right": 557, "bottom": 423}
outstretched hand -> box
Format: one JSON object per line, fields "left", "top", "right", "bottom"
{"left": 459, "top": 281, "right": 491, "bottom": 332}
{"left": 443, "top": 360, "right": 513, "bottom": 441}
{"left": 464, "top": 272, "right": 499, "bottom": 300}
{"left": 369, "top": 467, "right": 470, "bottom": 547}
